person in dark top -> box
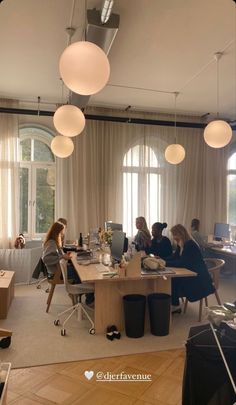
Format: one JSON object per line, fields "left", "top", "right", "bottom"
{"left": 146, "top": 222, "right": 172, "bottom": 259}
{"left": 165, "top": 224, "right": 215, "bottom": 312}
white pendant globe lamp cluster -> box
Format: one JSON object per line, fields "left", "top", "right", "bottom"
{"left": 51, "top": 135, "right": 74, "bottom": 159}
{"left": 165, "top": 92, "right": 186, "bottom": 165}
{"left": 51, "top": 24, "right": 110, "bottom": 159}
{"left": 203, "top": 52, "right": 232, "bottom": 148}
{"left": 59, "top": 40, "right": 110, "bottom": 96}
{"left": 53, "top": 104, "right": 85, "bottom": 137}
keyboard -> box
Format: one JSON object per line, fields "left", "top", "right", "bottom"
{"left": 141, "top": 267, "right": 175, "bottom": 276}
{"left": 95, "top": 264, "right": 118, "bottom": 277}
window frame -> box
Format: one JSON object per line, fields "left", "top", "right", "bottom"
{"left": 122, "top": 142, "right": 164, "bottom": 237}
{"left": 227, "top": 142, "right": 236, "bottom": 229}
{"left": 19, "top": 126, "right": 55, "bottom": 239}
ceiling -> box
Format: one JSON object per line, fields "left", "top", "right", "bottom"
{"left": 0, "top": 0, "right": 236, "bottom": 121}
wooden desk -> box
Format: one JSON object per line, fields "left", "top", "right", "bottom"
{"left": 205, "top": 245, "right": 236, "bottom": 275}
{"left": 72, "top": 254, "right": 195, "bottom": 334}
{"left": 0, "top": 271, "right": 15, "bottom": 319}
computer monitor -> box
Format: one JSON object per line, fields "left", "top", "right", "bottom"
{"left": 214, "top": 223, "right": 230, "bottom": 241}
{"left": 110, "top": 231, "right": 125, "bottom": 262}
{"left": 105, "top": 221, "right": 123, "bottom": 232}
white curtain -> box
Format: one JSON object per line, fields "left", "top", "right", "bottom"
{"left": 0, "top": 99, "right": 19, "bottom": 248}
{"left": 56, "top": 108, "right": 234, "bottom": 240}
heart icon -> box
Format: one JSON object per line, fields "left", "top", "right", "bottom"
{"left": 84, "top": 370, "right": 94, "bottom": 380}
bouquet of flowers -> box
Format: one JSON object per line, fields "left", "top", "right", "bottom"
{"left": 99, "top": 227, "right": 113, "bottom": 245}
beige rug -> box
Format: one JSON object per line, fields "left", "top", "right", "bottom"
{"left": 0, "top": 274, "right": 235, "bottom": 369}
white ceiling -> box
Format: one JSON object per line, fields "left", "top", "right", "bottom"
{"left": 0, "top": 0, "right": 236, "bottom": 120}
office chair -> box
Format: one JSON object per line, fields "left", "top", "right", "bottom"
{"left": 183, "top": 258, "right": 225, "bottom": 322}
{"left": 54, "top": 259, "right": 95, "bottom": 336}
{"left": 36, "top": 277, "right": 50, "bottom": 292}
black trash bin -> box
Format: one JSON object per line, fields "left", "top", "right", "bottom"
{"left": 148, "top": 293, "right": 171, "bottom": 336}
{"left": 123, "top": 294, "right": 146, "bottom": 338}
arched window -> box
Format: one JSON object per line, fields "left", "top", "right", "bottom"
{"left": 227, "top": 149, "right": 236, "bottom": 230}
{"left": 19, "top": 127, "right": 55, "bottom": 238}
{"left": 123, "top": 144, "right": 163, "bottom": 236}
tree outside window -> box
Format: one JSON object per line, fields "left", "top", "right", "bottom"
{"left": 19, "top": 127, "right": 55, "bottom": 238}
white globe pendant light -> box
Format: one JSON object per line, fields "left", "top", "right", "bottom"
{"left": 59, "top": 41, "right": 110, "bottom": 95}
{"left": 203, "top": 52, "right": 232, "bottom": 148}
{"left": 51, "top": 135, "right": 74, "bottom": 158}
{"left": 165, "top": 144, "right": 185, "bottom": 165}
{"left": 165, "top": 92, "right": 185, "bottom": 165}
{"left": 204, "top": 120, "right": 232, "bottom": 148}
{"left": 53, "top": 104, "right": 85, "bottom": 137}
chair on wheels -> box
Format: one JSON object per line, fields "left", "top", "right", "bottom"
{"left": 183, "top": 258, "right": 225, "bottom": 322}
{"left": 54, "top": 259, "right": 95, "bottom": 336}
{"left": 46, "top": 264, "right": 64, "bottom": 313}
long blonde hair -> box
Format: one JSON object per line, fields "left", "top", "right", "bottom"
{"left": 136, "top": 216, "right": 151, "bottom": 239}
{"left": 171, "top": 224, "right": 191, "bottom": 245}
{"left": 44, "top": 222, "right": 64, "bottom": 248}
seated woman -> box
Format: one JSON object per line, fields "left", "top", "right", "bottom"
{"left": 164, "top": 224, "right": 215, "bottom": 313}
{"left": 42, "top": 221, "right": 80, "bottom": 284}
{"left": 133, "top": 216, "right": 151, "bottom": 251}
{"left": 146, "top": 222, "right": 172, "bottom": 259}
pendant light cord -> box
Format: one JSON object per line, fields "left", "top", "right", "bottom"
{"left": 214, "top": 52, "right": 222, "bottom": 119}
{"left": 174, "top": 92, "right": 179, "bottom": 143}
{"left": 84, "top": 0, "right": 87, "bottom": 41}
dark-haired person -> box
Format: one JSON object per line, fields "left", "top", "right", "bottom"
{"left": 191, "top": 218, "right": 206, "bottom": 250}
{"left": 133, "top": 216, "right": 151, "bottom": 251}
{"left": 42, "top": 221, "right": 80, "bottom": 283}
{"left": 165, "top": 224, "right": 215, "bottom": 313}
{"left": 146, "top": 222, "right": 172, "bottom": 259}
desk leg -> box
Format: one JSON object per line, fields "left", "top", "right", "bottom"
{"left": 94, "top": 278, "right": 171, "bottom": 334}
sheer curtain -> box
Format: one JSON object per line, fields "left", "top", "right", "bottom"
{"left": 56, "top": 109, "right": 233, "bottom": 240}
{"left": 0, "top": 99, "right": 19, "bottom": 248}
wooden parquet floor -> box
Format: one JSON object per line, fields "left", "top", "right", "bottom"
{"left": 6, "top": 348, "right": 185, "bottom": 405}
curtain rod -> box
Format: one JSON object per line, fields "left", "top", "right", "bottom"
{"left": 0, "top": 106, "right": 234, "bottom": 130}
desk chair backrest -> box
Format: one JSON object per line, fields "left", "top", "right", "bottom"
{"left": 183, "top": 258, "right": 225, "bottom": 322}
{"left": 59, "top": 259, "right": 70, "bottom": 292}
{"left": 59, "top": 259, "right": 94, "bottom": 297}
{"left": 204, "top": 258, "right": 225, "bottom": 291}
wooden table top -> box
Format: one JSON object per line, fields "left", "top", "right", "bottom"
{"left": 0, "top": 270, "right": 15, "bottom": 287}
{"left": 71, "top": 253, "right": 196, "bottom": 283}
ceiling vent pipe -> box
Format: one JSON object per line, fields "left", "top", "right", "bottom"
{"left": 71, "top": 4, "right": 119, "bottom": 109}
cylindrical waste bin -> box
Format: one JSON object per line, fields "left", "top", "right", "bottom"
{"left": 123, "top": 294, "right": 146, "bottom": 338}
{"left": 148, "top": 293, "right": 171, "bottom": 336}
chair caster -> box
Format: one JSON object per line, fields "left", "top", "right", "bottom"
{"left": 36, "top": 285, "right": 41, "bottom": 289}
{"left": 54, "top": 319, "right": 60, "bottom": 326}
{"left": 89, "top": 328, "right": 95, "bottom": 335}
{"left": 45, "top": 288, "right": 49, "bottom": 293}
{"left": 61, "top": 329, "right": 66, "bottom": 336}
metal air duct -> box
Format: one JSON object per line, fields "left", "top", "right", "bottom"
{"left": 71, "top": 7, "right": 120, "bottom": 109}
